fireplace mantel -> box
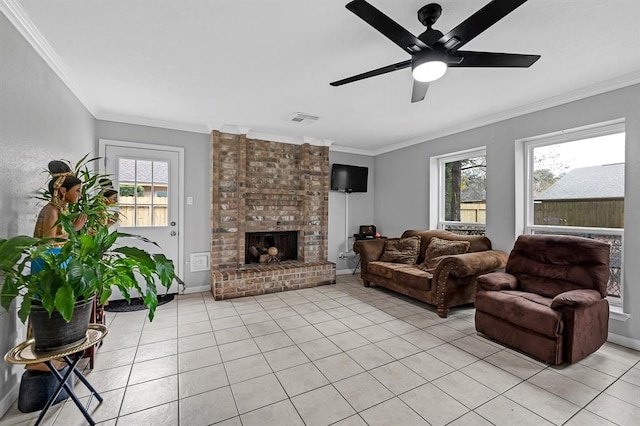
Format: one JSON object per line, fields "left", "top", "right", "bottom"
{"left": 210, "top": 131, "right": 335, "bottom": 299}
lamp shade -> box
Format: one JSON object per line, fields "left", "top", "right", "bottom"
{"left": 412, "top": 59, "right": 447, "bottom": 82}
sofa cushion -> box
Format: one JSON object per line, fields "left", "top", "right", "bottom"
{"left": 423, "top": 237, "right": 470, "bottom": 269}
{"left": 380, "top": 236, "right": 420, "bottom": 264}
{"left": 401, "top": 230, "right": 491, "bottom": 262}
{"left": 368, "top": 261, "right": 407, "bottom": 279}
{"left": 392, "top": 266, "right": 432, "bottom": 290}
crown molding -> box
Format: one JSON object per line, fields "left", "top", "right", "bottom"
{"left": 330, "top": 145, "right": 376, "bottom": 156}
{"left": 1, "top": 0, "right": 96, "bottom": 115}
{"left": 244, "top": 130, "right": 333, "bottom": 147}
{"left": 98, "top": 112, "right": 211, "bottom": 134}
{"left": 374, "top": 71, "right": 640, "bottom": 156}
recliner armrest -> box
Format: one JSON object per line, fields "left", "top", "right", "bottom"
{"left": 435, "top": 250, "right": 508, "bottom": 279}
{"left": 551, "top": 289, "right": 603, "bottom": 309}
{"left": 477, "top": 272, "right": 518, "bottom": 291}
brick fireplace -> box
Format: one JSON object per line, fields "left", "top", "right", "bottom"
{"left": 210, "top": 131, "right": 336, "bottom": 299}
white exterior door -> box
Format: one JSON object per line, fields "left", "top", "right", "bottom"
{"left": 100, "top": 140, "right": 183, "bottom": 299}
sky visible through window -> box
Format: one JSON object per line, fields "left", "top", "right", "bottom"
{"left": 535, "top": 133, "right": 625, "bottom": 173}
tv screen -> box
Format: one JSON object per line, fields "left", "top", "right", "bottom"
{"left": 330, "top": 163, "right": 368, "bottom": 193}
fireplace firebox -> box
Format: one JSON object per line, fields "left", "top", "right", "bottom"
{"left": 245, "top": 231, "right": 298, "bottom": 264}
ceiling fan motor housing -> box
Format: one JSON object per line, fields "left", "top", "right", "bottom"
{"left": 418, "top": 3, "right": 442, "bottom": 28}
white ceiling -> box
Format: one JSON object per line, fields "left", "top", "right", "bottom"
{"left": 4, "top": 0, "right": 640, "bottom": 154}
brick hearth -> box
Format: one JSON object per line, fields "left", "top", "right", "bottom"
{"left": 210, "top": 131, "right": 335, "bottom": 299}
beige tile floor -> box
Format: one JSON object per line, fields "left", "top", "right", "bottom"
{"left": 2, "top": 274, "right": 639, "bottom": 425}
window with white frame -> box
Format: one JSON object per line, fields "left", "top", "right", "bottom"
{"left": 433, "top": 148, "right": 487, "bottom": 235}
{"left": 522, "top": 119, "right": 625, "bottom": 304}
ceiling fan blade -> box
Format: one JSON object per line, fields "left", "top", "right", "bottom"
{"left": 449, "top": 51, "right": 540, "bottom": 67}
{"left": 346, "top": 0, "right": 430, "bottom": 54}
{"left": 411, "top": 80, "right": 429, "bottom": 103}
{"left": 330, "top": 59, "right": 412, "bottom": 86}
{"left": 436, "top": 0, "right": 530, "bottom": 53}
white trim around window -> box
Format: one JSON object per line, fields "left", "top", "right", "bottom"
{"left": 430, "top": 146, "right": 487, "bottom": 233}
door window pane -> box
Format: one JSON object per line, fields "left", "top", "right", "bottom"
{"left": 117, "top": 158, "right": 169, "bottom": 227}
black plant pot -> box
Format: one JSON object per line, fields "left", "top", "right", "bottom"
{"left": 29, "top": 297, "right": 94, "bottom": 354}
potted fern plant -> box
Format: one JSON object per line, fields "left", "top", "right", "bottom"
{"left": 0, "top": 156, "right": 182, "bottom": 353}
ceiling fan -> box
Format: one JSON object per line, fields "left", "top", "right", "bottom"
{"left": 330, "top": 0, "right": 540, "bottom": 103}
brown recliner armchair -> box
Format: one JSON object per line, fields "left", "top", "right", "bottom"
{"left": 475, "top": 234, "right": 610, "bottom": 365}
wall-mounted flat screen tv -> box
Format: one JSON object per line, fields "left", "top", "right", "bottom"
{"left": 330, "top": 163, "right": 368, "bottom": 193}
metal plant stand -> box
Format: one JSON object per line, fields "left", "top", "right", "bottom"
{"left": 5, "top": 324, "right": 108, "bottom": 426}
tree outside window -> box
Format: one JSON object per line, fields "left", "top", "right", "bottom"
{"left": 437, "top": 149, "right": 486, "bottom": 236}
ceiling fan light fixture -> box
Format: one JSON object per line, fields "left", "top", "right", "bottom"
{"left": 412, "top": 60, "right": 447, "bottom": 82}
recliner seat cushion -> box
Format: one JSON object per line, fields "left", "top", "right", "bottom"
{"left": 475, "top": 290, "right": 563, "bottom": 337}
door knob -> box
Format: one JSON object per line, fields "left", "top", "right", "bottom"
{"left": 170, "top": 231, "right": 177, "bottom": 236}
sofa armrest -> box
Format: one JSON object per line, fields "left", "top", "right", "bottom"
{"left": 429, "top": 250, "right": 508, "bottom": 318}
{"left": 477, "top": 272, "right": 518, "bottom": 291}
{"left": 354, "top": 239, "right": 389, "bottom": 275}
{"left": 434, "top": 250, "right": 508, "bottom": 279}
{"left": 551, "top": 289, "right": 603, "bottom": 309}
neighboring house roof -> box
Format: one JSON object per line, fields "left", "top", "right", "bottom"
{"left": 535, "top": 163, "right": 624, "bottom": 200}
{"left": 118, "top": 159, "right": 168, "bottom": 184}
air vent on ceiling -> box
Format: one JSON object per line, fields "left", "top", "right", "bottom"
{"left": 289, "top": 112, "right": 319, "bottom": 124}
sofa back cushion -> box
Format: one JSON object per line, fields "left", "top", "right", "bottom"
{"left": 380, "top": 236, "right": 421, "bottom": 264}
{"left": 506, "top": 234, "right": 611, "bottom": 298}
{"left": 401, "top": 230, "right": 491, "bottom": 264}
{"left": 422, "top": 237, "right": 470, "bottom": 269}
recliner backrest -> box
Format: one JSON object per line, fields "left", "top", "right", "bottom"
{"left": 506, "top": 234, "right": 610, "bottom": 298}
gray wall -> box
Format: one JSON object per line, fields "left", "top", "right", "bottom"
{"left": 374, "top": 83, "right": 640, "bottom": 346}
{"left": 328, "top": 152, "right": 375, "bottom": 274}
{"left": 96, "top": 121, "right": 212, "bottom": 291}
{"left": 0, "top": 13, "right": 96, "bottom": 414}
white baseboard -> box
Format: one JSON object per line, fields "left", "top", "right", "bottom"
{"left": 336, "top": 269, "right": 358, "bottom": 276}
{"left": 0, "top": 383, "right": 19, "bottom": 419}
{"left": 182, "top": 285, "right": 211, "bottom": 294}
{"left": 608, "top": 332, "right": 640, "bottom": 351}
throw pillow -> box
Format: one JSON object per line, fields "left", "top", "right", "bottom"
{"left": 422, "top": 237, "right": 470, "bottom": 270}
{"left": 380, "top": 236, "right": 420, "bottom": 264}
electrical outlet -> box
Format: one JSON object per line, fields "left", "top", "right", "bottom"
{"left": 339, "top": 251, "right": 356, "bottom": 259}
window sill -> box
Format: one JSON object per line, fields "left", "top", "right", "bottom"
{"left": 610, "top": 305, "right": 630, "bottom": 322}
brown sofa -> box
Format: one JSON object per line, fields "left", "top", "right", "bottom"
{"left": 475, "top": 234, "right": 610, "bottom": 365}
{"left": 354, "top": 230, "right": 508, "bottom": 317}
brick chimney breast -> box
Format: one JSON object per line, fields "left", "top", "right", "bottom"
{"left": 210, "top": 131, "right": 335, "bottom": 299}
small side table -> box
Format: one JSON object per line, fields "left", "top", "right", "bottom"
{"left": 4, "top": 324, "right": 109, "bottom": 426}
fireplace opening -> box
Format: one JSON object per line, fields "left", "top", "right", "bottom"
{"left": 245, "top": 231, "right": 298, "bottom": 264}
